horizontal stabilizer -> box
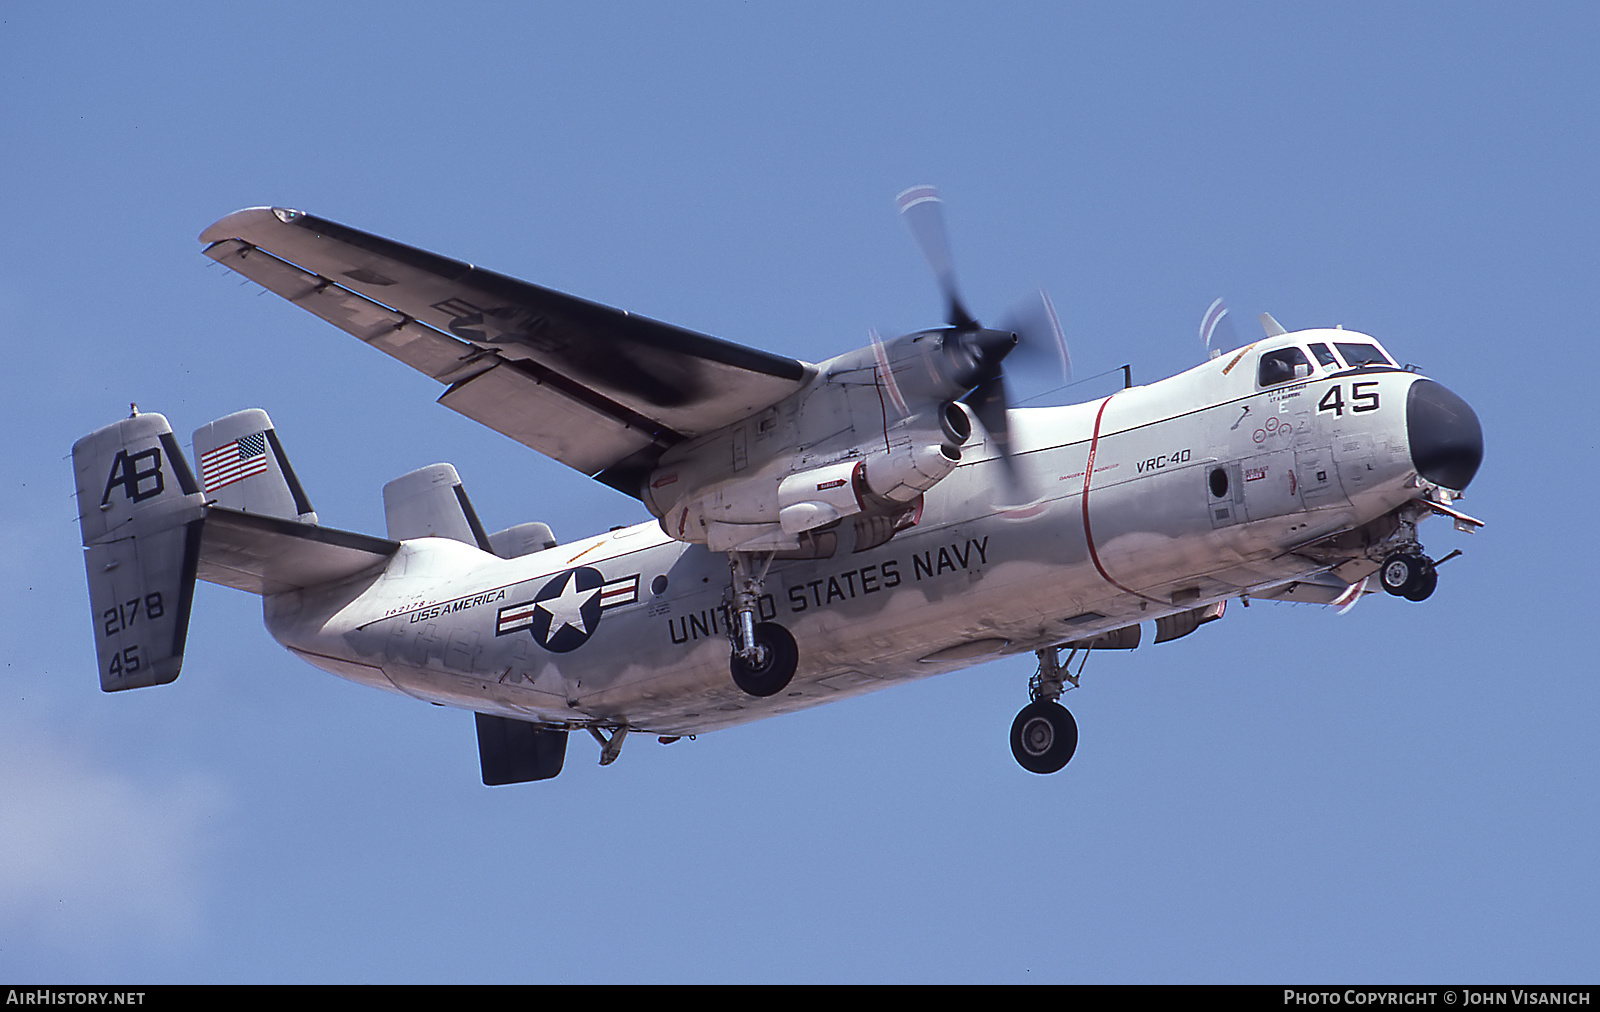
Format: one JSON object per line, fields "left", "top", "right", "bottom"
{"left": 192, "top": 411, "right": 394, "bottom": 592}
{"left": 197, "top": 507, "right": 398, "bottom": 595}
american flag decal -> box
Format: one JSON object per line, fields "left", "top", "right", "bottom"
{"left": 200, "top": 431, "right": 270, "bottom": 492}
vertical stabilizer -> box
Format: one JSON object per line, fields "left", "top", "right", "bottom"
{"left": 382, "top": 464, "right": 492, "bottom": 549}
{"left": 72, "top": 412, "right": 207, "bottom": 690}
{"left": 192, "top": 409, "right": 317, "bottom": 522}
{"left": 488, "top": 522, "right": 558, "bottom": 559}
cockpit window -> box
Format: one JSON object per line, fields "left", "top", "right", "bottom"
{"left": 1335, "top": 342, "right": 1392, "bottom": 368}
{"left": 1308, "top": 342, "right": 1339, "bottom": 368}
{"left": 1258, "top": 347, "right": 1312, "bottom": 387}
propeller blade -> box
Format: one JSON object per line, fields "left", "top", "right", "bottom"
{"left": 1333, "top": 575, "right": 1369, "bottom": 614}
{"left": 942, "top": 327, "right": 1019, "bottom": 392}
{"left": 965, "top": 372, "right": 1014, "bottom": 472}
{"left": 869, "top": 328, "right": 911, "bottom": 419}
{"left": 1200, "top": 298, "right": 1238, "bottom": 358}
{"left": 965, "top": 370, "right": 1036, "bottom": 502}
{"left": 896, "top": 185, "right": 978, "bottom": 329}
{"left": 1000, "top": 289, "right": 1070, "bottom": 382}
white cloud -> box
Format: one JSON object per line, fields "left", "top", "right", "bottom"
{"left": 0, "top": 722, "right": 227, "bottom": 958}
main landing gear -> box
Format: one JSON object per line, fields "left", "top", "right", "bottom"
{"left": 1011, "top": 645, "right": 1082, "bottom": 774}
{"left": 1011, "top": 700, "right": 1079, "bottom": 775}
{"left": 727, "top": 551, "right": 799, "bottom": 697}
{"left": 730, "top": 621, "right": 799, "bottom": 697}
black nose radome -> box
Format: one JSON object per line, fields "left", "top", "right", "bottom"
{"left": 1407, "top": 379, "right": 1483, "bottom": 491}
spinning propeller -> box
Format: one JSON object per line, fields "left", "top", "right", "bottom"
{"left": 894, "top": 186, "right": 1069, "bottom": 478}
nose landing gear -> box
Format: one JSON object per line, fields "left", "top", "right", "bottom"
{"left": 1379, "top": 551, "right": 1438, "bottom": 602}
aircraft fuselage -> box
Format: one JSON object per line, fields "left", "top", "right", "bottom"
{"left": 267, "top": 329, "right": 1442, "bottom": 738}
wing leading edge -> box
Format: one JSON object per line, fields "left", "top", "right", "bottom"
{"left": 200, "top": 208, "right": 813, "bottom": 498}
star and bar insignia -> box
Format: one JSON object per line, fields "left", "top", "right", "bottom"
{"left": 495, "top": 568, "right": 640, "bottom": 653}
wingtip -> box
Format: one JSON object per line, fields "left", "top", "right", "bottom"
{"left": 199, "top": 206, "right": 304, "bottom": 244}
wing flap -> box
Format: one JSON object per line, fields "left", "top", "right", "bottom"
{"left": 438, "top": 362, "right": 659, "bottom": 475}
{"left": 197, "top": 507, "right": 399, "bottom": 595}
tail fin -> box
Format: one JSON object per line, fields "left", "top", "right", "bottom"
{"left": 72, "top": 412, "right": 207, "bottom": 691}
{"left": 192, "top": 409, "right": 317, "bottom": 522}
{"left": 382, "top": 463, "right": 492, "bottom": 549}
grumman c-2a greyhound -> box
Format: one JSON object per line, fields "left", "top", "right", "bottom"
{"left": 72, "top": 189, "right": 1485, "bottom": 783}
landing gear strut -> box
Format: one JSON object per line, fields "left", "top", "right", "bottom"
{"left": 1010, "top": 645, "right": 1082, "bottom": 774}
{"left": 587, "top": 725, "right": 629, "bottom": 766}
{"left": 1373, "top": 503, "right": 1456, "bottom": 603}
{"left": 727, "top": 551, "right": 798, "bottom": 697}
{"left": 730, "top": 622, "right": 799, "bottom": 697}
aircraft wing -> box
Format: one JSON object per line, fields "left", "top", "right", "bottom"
{"left": 200, "top": 208, "right": 813, "bottom": 498}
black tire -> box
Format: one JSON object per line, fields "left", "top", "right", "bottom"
{"left": 730, "top": 622, "right": 799, "bottom": 697}
{"left": 1010, "top": 700, "right": 1079, "bottom": 774}
{"left": 1380, "top": 553, "right": 1427, "bottom": 597}
{"left": 1403, "top": 565, "right": 1438, "bottom": 602}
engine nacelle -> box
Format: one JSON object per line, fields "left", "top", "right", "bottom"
{"left": 657, "top": 443, "right": 963, "bottom": 551}
{"left": 640, "top": 361, "right": 977, "bottom": 550}
{"left": 860, "top": 443, "right": 961, "bottom": 504}
{"left": 662, "top": 459, "right": 863, "bottom": 549}
{"left": 777, "top": 460, "right": 863, "bottom": 535}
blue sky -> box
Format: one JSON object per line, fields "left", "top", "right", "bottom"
{"left": 3, "top": 3, "right": 1597, "bottom": 982}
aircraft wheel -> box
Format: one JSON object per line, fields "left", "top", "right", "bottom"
{"left": 730, "top": 622, "right": 799, "bottom": 697}
{"left": 1380, "top": 553, "right": 1428, "bottom": 598}
{"left": 1403, "top": 565, "right": 1438, "bottom": 602}
{"left": 1010, "top": 700, "right": 1079, "bottom": 774}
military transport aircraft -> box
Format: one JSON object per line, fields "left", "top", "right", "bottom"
{"left": 72, "top": 189, "right": 1484, "bottom": 783}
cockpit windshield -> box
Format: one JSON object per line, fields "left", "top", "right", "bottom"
{"left": 1334, "top": 342, "right": 1392, "bottom": 368}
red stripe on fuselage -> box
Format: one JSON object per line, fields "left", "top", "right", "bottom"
{"left": 1081, "top": 395, "right": 1165, "bottom": 605}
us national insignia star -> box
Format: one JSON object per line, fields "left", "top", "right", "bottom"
{"left": 495, "top": 567, "right": 646, "bottom": 654}
{"left": 528, "top": 568, "right": 604, "bottom": 653}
